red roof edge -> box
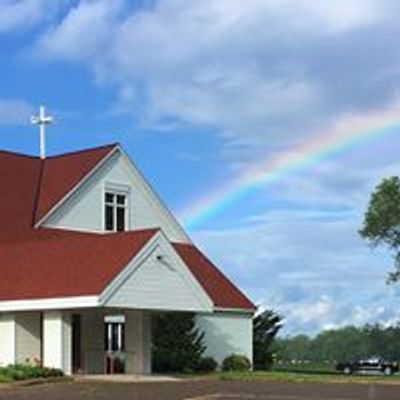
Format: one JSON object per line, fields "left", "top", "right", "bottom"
{"left": 173, "top": 243, "right": 256, "bottom": 312}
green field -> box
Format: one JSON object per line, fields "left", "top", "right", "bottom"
{"left": 273, "top": 361, "right": 337, "bottom": 374}
{"left": 194, "top": 362, "right": 400, "bottom": 385}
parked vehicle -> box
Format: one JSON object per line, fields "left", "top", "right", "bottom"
{"left": 336, "top": 357, "right": 398, "bottom": 376}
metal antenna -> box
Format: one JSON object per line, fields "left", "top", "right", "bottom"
{"left": 31, "top": 105, "right": 53, "bottom": 159}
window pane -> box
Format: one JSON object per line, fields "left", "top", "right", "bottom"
{"left": 104, "top": 323, "right": 110, "bottom": 351}
{"left": 105, "top": 205, "right": 114, "bottom": 231}
{"left": 111, "top": 324, "right": 119, "bottom": 352}
{"left": 116, "top": 207, "right": 125, "bottom": 231}
{"left": 121, "top": 323, "right": 125, "bottom": 351}
{"left": 105, "top": 193, "right": 114, "bottom": 203}
{"left": 116, "top": 194, "right": 125, "bottom": 205}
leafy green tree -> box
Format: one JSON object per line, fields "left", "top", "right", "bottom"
{"left": 311, "top": 326, "right": 366, "bottom": 362}
{"left": 253, "top": 309, "right": 283, "bottom": 370}
{"left": 275, "top": 334, "right": 311, "bottom": 362}
{"left": 360, "top": 176, "right": 400, "bottom": 282}
{"left": 152, "top": 313, "right": 206, "bottom": 372}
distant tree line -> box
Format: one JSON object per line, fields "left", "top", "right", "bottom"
{"left": 273, "top": 324, "right": 400, "bottom": 362}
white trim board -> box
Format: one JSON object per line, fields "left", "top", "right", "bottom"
{"left": 0, "top": 296, "right": 99, "bottom": 312}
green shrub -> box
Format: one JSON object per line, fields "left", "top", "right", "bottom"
{"left": 195, "top": 357, "right": 218, "bottom": 373}
{"left": 222, "top": 354, "right": 251, "bottom": 372}
{"left": 0, "top": 364, "right": 63, "bottom": 381}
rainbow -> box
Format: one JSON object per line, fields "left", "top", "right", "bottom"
{"left": 179, "top": 104, "right": 400, "bottom": 229}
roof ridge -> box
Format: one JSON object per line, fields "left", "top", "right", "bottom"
{"left": 46, "top": 143, "right": 119, "bottom": 159}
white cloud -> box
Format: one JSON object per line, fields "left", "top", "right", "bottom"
{"left": 32, "top": 0, "right": 400, "bottom": 152}
{"left": 0, "top": 99, "right": 33, "bottom": 125}
{"left": 35, "top": 0, "right": 124, "bottom": 63}
{"left": 0, "top": 0, "right": 65, "bottom": 33}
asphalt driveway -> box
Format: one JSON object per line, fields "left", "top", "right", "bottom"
{"left": 1, "top": 380, "right": 399, "bottom": 400}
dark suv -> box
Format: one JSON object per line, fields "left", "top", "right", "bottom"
{"left": 336, "top": 357, "right": 398, "bottom": 376}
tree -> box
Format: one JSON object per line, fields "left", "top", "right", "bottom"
{"left": 311, "top": 326, "right": 366, "bottom": 362}
{"left": 274, "top": 334, "right": 311, "bottom": 362}
{"left": 152, "top": 313, "right": 206, "bottom": 372}
{"left": 360, "top": 176, "right": 400, "bottom": 282}
{"left": 253, "top": 309, "right": 283, "bottom": 370}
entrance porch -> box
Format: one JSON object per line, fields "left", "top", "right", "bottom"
{"left": 0, "top": 308, "right": 152, "bottom": 375}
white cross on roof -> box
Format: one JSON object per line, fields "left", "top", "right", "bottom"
{"left": 31, "top": 105, "right": 53, "bottom": 159}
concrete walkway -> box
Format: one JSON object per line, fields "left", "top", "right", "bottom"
{"left": 75, "top": 374, "right": 183, "bottom": 383}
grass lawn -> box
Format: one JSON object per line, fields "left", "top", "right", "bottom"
{"left": 213, "top": 370, "right": 400, "bottom": 385}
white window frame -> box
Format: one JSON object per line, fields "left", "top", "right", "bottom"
{"left": 103, "top": 183, "right": 130, "bottom": 232}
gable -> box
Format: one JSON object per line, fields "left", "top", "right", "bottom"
{"left": 101, "top": 233, "right": 212, "bottom": 312}
{"left": 41, "top": 148, "right": 189, "bottom": 243}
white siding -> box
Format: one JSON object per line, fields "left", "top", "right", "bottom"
{"left": 15, "top": 312, "right": 41, "bottom": 364}
{"left": 0, "top": 313, "right": 15, "bottom": 366}
{"left": 43, "top": 311, "right": 71, "bottom": 372}
{"left": 197, "top": 312, "right": 253, "bottom": 367}
{"left": 43, "top": 150, "right": 189, "bottom": 243}
{"left": 104, "top": 238, "right": 212, "bottom": 312}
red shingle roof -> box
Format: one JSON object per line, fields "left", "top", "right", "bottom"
{"left": 0, "top": 144, "right": 255, "bottom": 311}
{"left": 174, "top": 243, "right": 256, "bottom": 311}
{"left": 0, "top": 229, "right": 157, "bottom": 301}
{"left": 0, "top": 151, "right": 42, "bottom": 241}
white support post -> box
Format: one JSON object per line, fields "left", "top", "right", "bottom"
{"left": 0, "top": 313, "right": 16, "bottom": 366}
{"left": 43, "top": 311, "right": 71, "bottom": 374}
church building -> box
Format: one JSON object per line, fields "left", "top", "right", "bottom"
{"left": 0, "top": 123, "right": 255, "bottom": 375}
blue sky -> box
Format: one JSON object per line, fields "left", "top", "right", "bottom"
{"left": 2, "top": 0, "right": 400, "bottom": 336}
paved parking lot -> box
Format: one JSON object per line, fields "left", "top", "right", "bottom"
{"left": 0, "top": 380, "right": 399, "bottom": 400}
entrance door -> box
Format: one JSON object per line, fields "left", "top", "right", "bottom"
{"left": 104, "top": 319, "right": 125, "bottom": 374}
{"left": 72, "top": 314, "right": 82, "bottom": 374}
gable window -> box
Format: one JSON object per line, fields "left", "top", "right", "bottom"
{"left": 104, "top": 191, "right": 128, "bottom": 232}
